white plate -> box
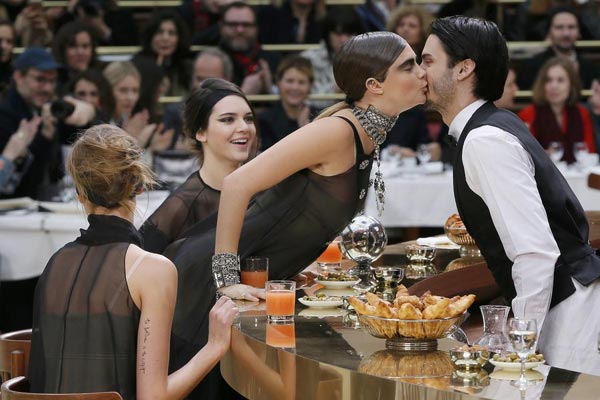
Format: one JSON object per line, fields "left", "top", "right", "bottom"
{"left": 298, "top": 297, "right": 343, "bottom": 308}
{"left": 489, "top": 359, "right": 545, "bottom": 371}
{"left": 315, "top": 279, "right": 360, "bottom": 289}
{"left": 298, "top": 308, "right": 346, "bottom": 318}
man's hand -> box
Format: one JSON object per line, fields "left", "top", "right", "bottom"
{"left": 2, "top": 117, "right": 40, "bottom": 161}
{"left": 63, "top": 96, "right": 96, "bottom": 127}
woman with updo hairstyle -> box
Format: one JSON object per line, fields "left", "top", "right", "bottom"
{"left": 140, "top": 78, "right": 257, "bottom": 254}
{"left": 28, "top": 124, "right": 238, "bottom": 399}
{"left": 163, "top": 31, "right": 427, "bottom": 399}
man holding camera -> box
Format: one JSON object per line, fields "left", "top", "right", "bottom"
{"left": 0, "top": 47, "right": 95, "bottom": 201}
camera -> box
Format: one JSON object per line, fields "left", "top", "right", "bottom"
{"left": 50, "top": 99, "right": 76, "bottom": 121}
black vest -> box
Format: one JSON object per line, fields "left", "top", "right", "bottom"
{"left": 453, "top": 102, "right": 600, "bottom": 308}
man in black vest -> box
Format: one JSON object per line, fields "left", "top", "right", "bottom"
{"left": 421, "top": 16, "right": 600, "bottom": 375}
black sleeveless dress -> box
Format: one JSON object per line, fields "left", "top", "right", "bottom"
{"left": 139, "top": 172, "right": 221, "bottom": 254}
{"left": 165, "top": 117, "right": 373, "bottom": 398}
{"left": 28, "top": 215, "right": 142, "bottom": 399}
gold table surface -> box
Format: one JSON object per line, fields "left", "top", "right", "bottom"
{"left": 221, "top": 301, "right": 600, "bottom": 400}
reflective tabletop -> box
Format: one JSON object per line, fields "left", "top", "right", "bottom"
{"left": 222, "top": 300, "right": 600, "bottom": 400}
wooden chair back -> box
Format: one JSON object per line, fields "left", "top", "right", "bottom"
{"left": 408, "top": 261, "right": 501, "bottom": 305}
{"left": 588, "top": 173, "right": 600, "bottom": 190}
{"left": 0, "top": 330, "right": 31, "bottom": 382}
{"left": 1, "top": 377, "right": 123, "bottom": 400}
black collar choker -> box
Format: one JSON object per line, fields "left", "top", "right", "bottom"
{"left": 351, "top": 105, "right": 398, "bottom": 217}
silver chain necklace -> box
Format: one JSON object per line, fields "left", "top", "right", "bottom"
{"left": 351, "top": 104, "right": 398, "bottom": 217}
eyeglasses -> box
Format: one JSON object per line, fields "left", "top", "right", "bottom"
{"left": 222, "top": 21, "right": 256, "bottom": 29}
{"left": 27, "top": 74, "right": 57, "bottom": 86}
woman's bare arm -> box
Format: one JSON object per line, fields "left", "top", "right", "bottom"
{"left": 127, "top": 246, "right": 238, "bottom": 400}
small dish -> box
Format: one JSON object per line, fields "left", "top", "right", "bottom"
{"left": 489, "top": 359, "right": 545, "bottom": 371}
{"left": 315, "top": 279, "right": 360, "bottom": 289}
{"left": 298, "top": 297, "right": 343, "bottom": 309}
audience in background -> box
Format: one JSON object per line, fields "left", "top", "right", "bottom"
{"left": 300, "top": 6, "right": 364, "bottom": 109}
{"left": 218, "top": 1, "right": 279, "bottom": 94}
{"left": 134, "top": 10, "right": 193, "bottom": 98}
{"left": 386, "top": 5, "right": 433, "bottom": 61}
{"left": 517, "top": 7, "right": 598, "bottom": 90}
{"left": 13, "top": 1, "right": 52, "bottom": 46}
{"left": 52, "top": 21, "right": 103, "bottom": 93}
{"left": 257, "top": 0, "right": 325, "bottom": 45}
{"left": 0, "top": 19, "right": 15, "bottom": 97}
{"left": 519, "top": 57, "right": 595, "bottom": 164}
{"left": 383, "top": 105, "right": 441, "bottom": 162}
{"left": 258, "top": 55, "right": 318, "bottom": 151}
{"left": 179, "top": 0, "right": 229, "bottom": 45}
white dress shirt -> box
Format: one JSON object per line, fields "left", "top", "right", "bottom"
{"left": 449, "top": 100, "right": 600, "bottom": 375}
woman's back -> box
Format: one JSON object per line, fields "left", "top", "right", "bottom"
{"left": 29, "top": 215, "right": 141, "bottom": 399}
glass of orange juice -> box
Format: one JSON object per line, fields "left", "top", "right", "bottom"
{"left": 316, "top": 241, "right": 343, "bottom": 280}
{"left": 241, "top": 257, "right": 269, "bottom": 288}
{"left": 266, "top": 321, "right": 296, "bottom": 348}
{"left": 266, "top": 280, "right": 296, "bottom": 321}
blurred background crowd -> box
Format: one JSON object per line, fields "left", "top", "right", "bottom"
{"left": 2, "top": 0, "right": 600, "bottom": 200}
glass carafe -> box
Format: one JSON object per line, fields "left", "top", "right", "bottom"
{"left": 474, "top": 305, "right": 510, "bottom": 353}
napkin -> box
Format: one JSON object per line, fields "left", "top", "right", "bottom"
{"left": 416, "top": 235, "right": 460, "bottom": 249}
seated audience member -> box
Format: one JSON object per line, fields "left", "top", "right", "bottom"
{"left": 586, "top": 79, "right": 600, "bottom": 156}
{"left": 103, "top": 61, "right": 170, "bottom": 151}
{"left": 517, "top": 7, "right": 598, "bottom": 90}
{"left": 218, "top": 1, "right": 279, "bottom": 95}
{"left": 386, "top": 5, "right": 433, "bottom": 61}
{"left": 65, "top": 69, "right": 114, "bottom": 121}
{"left": 0, "top": 19, "right": 15, "bottom": 98}
{"left": 141, "top": 79, "right": 257, "bottom": 254}
{"left": 133, "top": 10, "right": 193, "bottom": 97}
{"left": 14, "top": 2, "right": 52, "bottom": 46}
{"left": 163, "top": 48, "right": 234, "bottom": 142}
{"left": 519, "top": 57, "right": 595, "bottom": 164}
{"left": 0, "top": 118, "right": 38, "bottom": 194}
{"left": 494, "top": 67, "right": 519, "bottom": 110}
{"left": 178, "top": 0, "right": 225, "bottom": 45}
{"left": 383, "top": 105, "right": 441, "bottom": 162}
{"left": 28, "top": 124, "right": 239, "bottom": 399}
{"left": 53, "top": 0, "right": 138, "bottom": 46}
{"left": 300, "top": 6, "right": 364, "bottom": 109}
{"left": 52, "top": 21, "right": 104, "bottom": 94}
{"left": 257, "top": 0, "right": 325, "bottom": 45}
{"left": 258, "top": 55, "right": 318, "bottom": 151}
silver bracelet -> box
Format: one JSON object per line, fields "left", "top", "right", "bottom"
{"left": 212, "top": 253, "right": 240, "bottom": 289}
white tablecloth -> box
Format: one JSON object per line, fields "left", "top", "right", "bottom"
{"left": 0, "top": 191, "right": 169, "bottom": 281}
{"left": 364, "top": 164, "right": 600, "bottom": 227}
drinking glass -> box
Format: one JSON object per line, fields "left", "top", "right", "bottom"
{"left": 241, "top": 257, "right": 269, "bottom": 288}
{"left": 266, "top": 280, "right": 296, "bottom": 321}
{"left": 416, "top": 144, "right": 431, "bottom": 165}
{"left": 508, "top": 318, "right": 537, "bottom": 389}
{"left": 316, "top": 241, "right": 343, "bottom": 279}
{"left": 573, "top": 142, "right": 589, "bottom": 165}
{"left": 548, "top": 141, "right": 564, "bottom": 163}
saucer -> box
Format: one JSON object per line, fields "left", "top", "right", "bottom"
{"left": 298, "top": 297, "right": 344, "bottom": 309}
{"left": 315, "top": 279, "right": 360, "bottom": 289}
{"left": 489, "top": 359, "right": 545, "bottom": 371}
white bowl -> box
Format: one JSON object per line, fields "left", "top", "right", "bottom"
{"left": 315, "top": 279, "right": 360, "bottom": 289}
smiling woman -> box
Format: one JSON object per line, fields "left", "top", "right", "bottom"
{"left": 139, "top": 78, "right": 257, "bottom": 254}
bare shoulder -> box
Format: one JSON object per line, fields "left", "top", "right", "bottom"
{"left": 126, "top": 244, "right": 177, "bottom": 281}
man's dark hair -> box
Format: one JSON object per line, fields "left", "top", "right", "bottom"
{"left": 545, "top": 7, "right": 580, "bottom": 36}
{"left": 220, "top": 1, "right": 256, "bottom": 22}
{"left": 430, "top": 16, "right": 508, "bottom": 101}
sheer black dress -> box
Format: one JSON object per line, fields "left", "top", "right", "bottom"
{"left": 165, "top": 117, "right": 373, "bottom": 398}
{"left": 139, "top": 172, "right": 220, "bottom": 254}
{"left": 29, "top": 215, "right": 142, "bottom": 400}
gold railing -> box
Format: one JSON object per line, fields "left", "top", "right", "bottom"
{"left": 13, "top": 40, "right": 600, "bottom": 55}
